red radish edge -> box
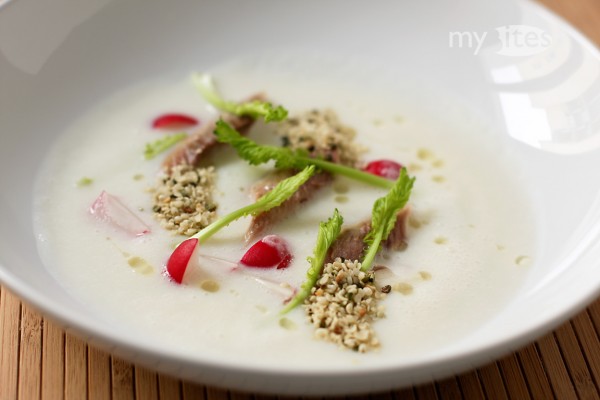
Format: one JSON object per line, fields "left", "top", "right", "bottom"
{"left": 363, "top": 159, "right": 404, "bottom": 180}
{"left": 240, "top": 235, "right": 292, "bottom": 269}
{"left": 166, "top": 238, "right": 199, "bottom": 284}
{"left": 152, "top": 113, "right": 198, "bottom": 130}
{"left": 277, "top": 252, "right": 292, "bottom": 270}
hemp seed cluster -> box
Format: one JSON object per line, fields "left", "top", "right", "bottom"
{"left": 150, "top": 164, "right": 217, "bottom": 236}
{"left": 305, "top": 258, "right": 386, "bottom": 353}
{"left": 276, "top": 109, "right": 365, "bottom": 167}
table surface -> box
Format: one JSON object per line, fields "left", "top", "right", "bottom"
{"left": 3, "top": 1, "right": 600, "bottom": 399}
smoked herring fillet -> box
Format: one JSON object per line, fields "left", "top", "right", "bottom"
{"left": 162, "top": 94, "right": 265, "bottom": 169}
{"left": 244, "top": 108, "right": 365, "bottom": 241}
{"left": 325, "top": 207, "right": 411, "bottom": 264}
{"left": 246, "top": 171, "right": 334, "bottom": 241}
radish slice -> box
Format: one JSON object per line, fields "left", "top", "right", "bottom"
{"left": 152, "top": 113, "right": 198, "bottom": 130}
{"left": 89, "top": 191, "right": 150, "bottom": 236}
{"left": 240, "top": 235, "right": 292, "bottom": 269}
{"left": 364, "top": 159, "right": 403, "bottom": 180}
{"left": 166, "top": 238, "right": 199, "bottom": 284}
{"left": 190, "top": 251, "right": 296, "bottom": 299}
{"left": 249, "top": 275, "right": 296, "bottom": 302}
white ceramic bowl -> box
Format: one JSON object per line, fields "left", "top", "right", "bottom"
{"left": 1, "top": 0, "right": 600, "bottom": 395}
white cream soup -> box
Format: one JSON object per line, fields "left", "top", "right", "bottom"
{"left": 33, "top": 56, "right": 535, "bottom": 369}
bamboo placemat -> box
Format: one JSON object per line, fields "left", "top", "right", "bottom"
{"left": 2, "top": 0, "right": 600, "bottom": 398}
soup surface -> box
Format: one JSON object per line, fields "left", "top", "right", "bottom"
{"left": 33, "top": 55, "right": 535, "bottom": 369}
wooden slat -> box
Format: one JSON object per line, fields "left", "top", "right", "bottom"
{"left": 516, "top": 344, "right": 554, "bottom": 400}
{"left": 554, "top": 322, "right": 599, "bottom": 399}
{"left": 41, "top": 318, "right": 65, "bottom": 400}
{"left": 0, "top": 288, "right": 21, "bottom": 400}
{"left": 414, "top": 382, "right": 438, "bottom": 400}
{"left": 586, "top": 300, "right": 600, "bottom": 342}
{"left": 158, "top": 373, "right": 181, "bottom": 399}
{"left": 497, "top": 353, "right": 531, "bottom": 400}
{"left": 88, "top": 346, "right": 111, "bottom": 400}
{"left": 477, "top": 363, "right": 508, "bottom": 400}
{"left": 536, "top": 334, "right": 577, "bottom": 399}
{"left": 135, "top": 365, "right": 159, "bottom": 400}
{"left": 228, "top": 389, "right": 253, "bottom": 400}
{"left": 394, "top": 386, "right": 417, "bottom": 400}
{"left": 456, "top": 370, "right": 484, "bottom": 399}
{"left": 112, "top": 357, "right": 135, "bottom": 400}
{"left": 65, "top": 333, "right": 88, "bottom": 400}
{"left": 18, "top": 304, "right": 43, "bottom": 400}
{"left": 435, "top": 376, "right": 462, "bottom": 400}
{"left": 182, "top": 381, "right": 205, "bottom": 400}
{"left": 572, "top": 311, "right": 600, "bottom": 389}
{"left": 204, "top": 386, "right": 229, "bottom": 400}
